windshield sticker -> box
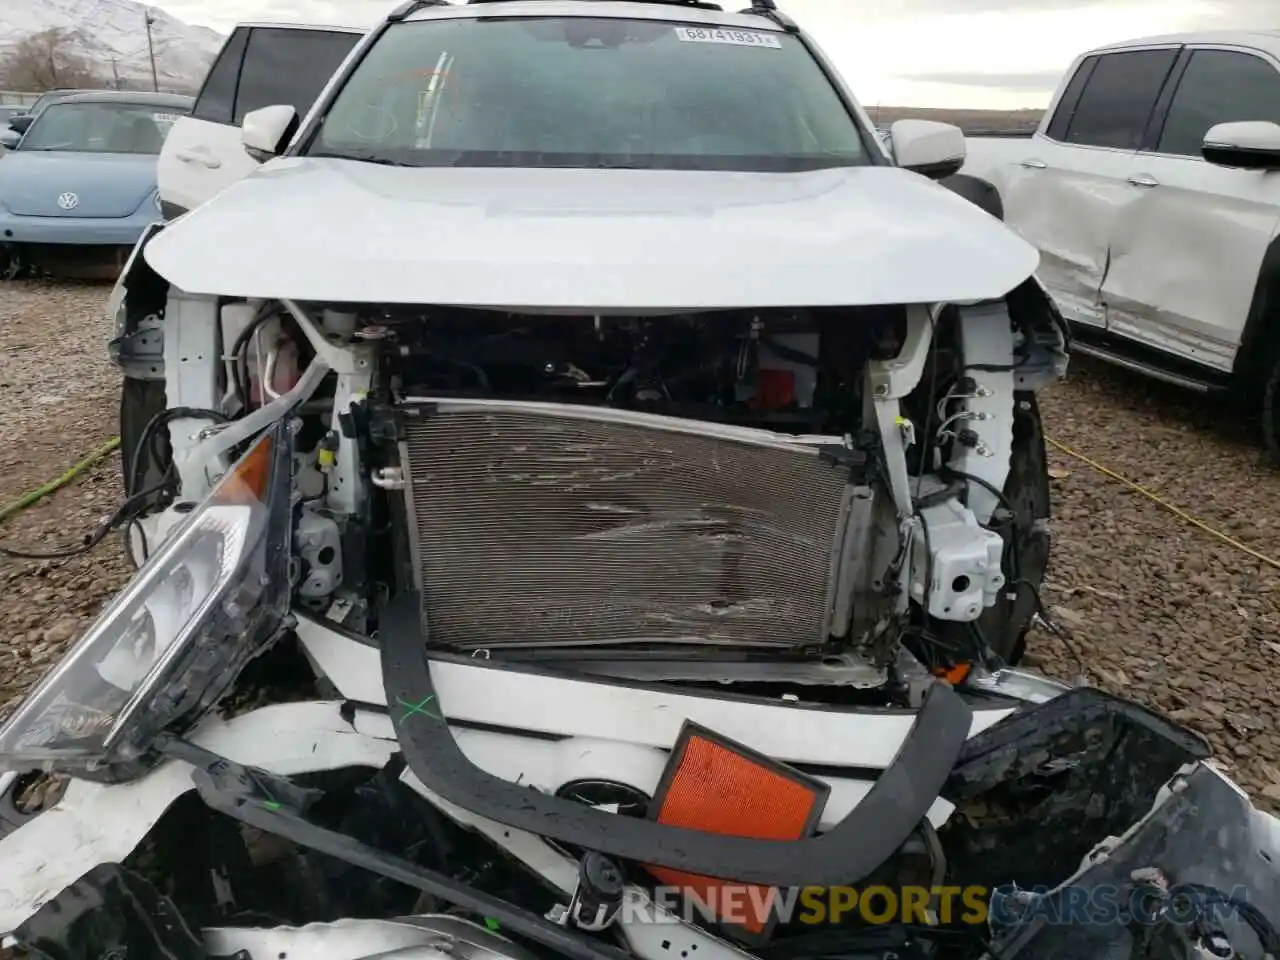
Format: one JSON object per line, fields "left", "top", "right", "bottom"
{"left": 152, "top": 113, "right": 181, "bottom": 124}
{"left": 673, "top": 26, "right": 782, "bottom": 48}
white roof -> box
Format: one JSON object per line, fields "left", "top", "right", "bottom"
{"left": 404, "top": 0, "right": 785, "bottom": 31}
{"left": 1090, "top": 29, "right": 1280, "bottom": 58}
{"left": 235, "top": 20, "right": 367, "bottom": 33}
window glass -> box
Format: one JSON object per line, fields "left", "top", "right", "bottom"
{"left": 193, "top": 27, "right": 249, "bottom": 124}
{"left": 308, "top": 17, "right": 869, "bottom": 172}
{"left": 234, "top": 28, "right": 359, "bottom": 123}
{"left": 1157, "top": 49, "right": 1280, "bottom": 156}
{"left": 20, "top": 101, "right": 188, "bottom": 154}
{"left": 1064, "top": 49, "right": 1178, "bottom": 150}
{"left": 1044, "top": 56, "right": 1096, "bottom": 141}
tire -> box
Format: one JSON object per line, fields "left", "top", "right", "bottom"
{"left": 0, "top": 244, "right": 27, "bottom": 281}
{"left": 971, "top": 392, "right": 1052, "bottom": 665}
{"left": 1264, "top": 353, "right": 1280, "bottom": 467}
{"left": 120, "top": 376, "right": 169, "bottom": 498}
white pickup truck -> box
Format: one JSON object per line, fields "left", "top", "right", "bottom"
{"left": 961, "top": 31, "right": 1280, "bottom": 460}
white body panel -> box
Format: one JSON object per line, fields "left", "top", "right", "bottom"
{"left": 965, "top": 136, "right": 1137, "bottom": 329}
{"left": 142, "top": 160, "right": 1039, "bottom": 308}
{"left": 1102, "top": 141, "right": 1280, "bottom": 371}
{"left": 294, "top": 616, "right": 1016, "bottom": 769}
{"left": 156, "top": 22, "right": 368, "bottom": 215}
{"left": 961, "top": 30, "right": 1280, "bottom": 376}
{"left": 157, "top": 116, "right": 262, "bottom": 214}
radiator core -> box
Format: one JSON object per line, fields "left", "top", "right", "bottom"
{"left": 399, "top": 399, "right": 855, "bottom": 651}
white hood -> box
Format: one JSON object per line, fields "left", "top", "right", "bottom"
{"left": 144, "top": 158, "right": 1039, "bottom": 309}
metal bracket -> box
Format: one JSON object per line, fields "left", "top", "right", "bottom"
{"left": 163, "top": 290, "right": 224, "bottom": 495}
{"left": 826, "top": 484, "right": 876, "bottom": 639}
{"left": 108, "top": 316, "right": 165, "bottom": 380}
{"left": 866, "top": 305, "right": 934, "bottom": 401}
{"left": 949, "top": 302, "right": 1016, "bottom": 525}
{"left": 277, "top": 299, "right": 374, "bottom": 517}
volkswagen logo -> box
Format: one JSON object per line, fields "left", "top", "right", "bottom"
{"left": 57, "top": 192, "right": 79, "bottom": 211}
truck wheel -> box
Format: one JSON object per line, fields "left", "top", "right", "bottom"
{"left": 120, "top": 376, "right": 169, "bottom": 497}
{"left": 971, "top": 392, "right": 1052, "bottom": 665}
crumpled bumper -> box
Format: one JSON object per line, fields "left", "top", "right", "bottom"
{"left": 0, "top": 702, "right": 398, "bottom": 936}
{"left": 990, "top": 763, "right": 1280, "bottom": 958}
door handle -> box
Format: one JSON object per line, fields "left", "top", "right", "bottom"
{"left": 1127, "top": 174, "right": 1159, "bottom": 187}
{"left": 1020, "top": 158, "right": 1048, "bottom": 169}
{"left": 175, "top": 149, "right": 221, "bottom": 169}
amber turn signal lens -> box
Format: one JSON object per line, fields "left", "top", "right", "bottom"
{"left": 645, "top": 723, "right": 829, "bottom": 939}
{"left": 211, "top": 433, "right": 273, "bottom": 506}
{"left": 932, "top": 662, "right": 972, "bottom": 685}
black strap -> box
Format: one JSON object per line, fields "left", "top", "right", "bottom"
{"left": 381, "top": 594, "right": 973, "bottom": 887}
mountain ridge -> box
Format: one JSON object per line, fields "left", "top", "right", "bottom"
{"left": 0, "top": 0, "right": 224, "bottom": 94}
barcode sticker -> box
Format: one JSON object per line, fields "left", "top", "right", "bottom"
{"left": 674, "top": 26, "right": 782, "bottom": 48}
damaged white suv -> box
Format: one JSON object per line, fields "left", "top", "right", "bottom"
{"left": 14, "top": 3, "right": 1278, "bottom": 960}
{"left": 105, "top": 0, "right": 1065, "bottom": 667}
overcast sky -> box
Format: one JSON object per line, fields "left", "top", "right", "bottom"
{"left": 161, "top": 0, "right": 1273, "bottom": 109}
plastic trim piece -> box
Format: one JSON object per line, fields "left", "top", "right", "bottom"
{"left": 380, "top": 595, "right": 973, "bottom": 887}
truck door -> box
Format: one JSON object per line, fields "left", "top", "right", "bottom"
{"left": 1001, "top": 47, "right": 1180, "bottom": 329}
{"left": 158, "top": 25, "right": 361, "bottom": 217}
{"left": 1102, "top": 46, "right": 1280, "bottom": 374}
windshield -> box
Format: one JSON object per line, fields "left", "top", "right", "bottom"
{"left": 19, "top": 102, "right": 185, "bottom": 154}
{"left": 30, "top": 92, "right": 75, "bottom": 115}
{"left": 306, "top": 16, "right": 869, "bottom": 171}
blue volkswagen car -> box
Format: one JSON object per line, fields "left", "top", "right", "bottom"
{"left": 0, "top": 91, "right": 193, "bottom": 279}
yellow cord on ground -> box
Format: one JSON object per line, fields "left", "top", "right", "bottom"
{"left": 0, "top": 437, "right": 121, "bottom": 526}
{"left": 1046, "top": 436, "right": 1280, "bottom": 573}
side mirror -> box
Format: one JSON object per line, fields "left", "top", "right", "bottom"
{"left": 1202, "top": 121, "right": 1280, "bottom": 170}
{"left": 889, "top": 119, "right": 966, "bottom": 180}
{"left": 8, "top": 115, "right": 32, "bottom": 136}
{"left": 0, "top": 129, "right": 18, "bottom": 150}
{"left": 241, "top": 105, "right": 298, "bottom": 162}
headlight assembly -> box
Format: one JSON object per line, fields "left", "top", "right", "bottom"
{"left": 0, "top": 420, "right": 294, "bottom": 780}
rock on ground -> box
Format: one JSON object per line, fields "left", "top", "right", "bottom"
{"left": 0, "top": 281, "right": 1277, "bottom": 812}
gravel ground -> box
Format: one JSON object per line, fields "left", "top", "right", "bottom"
{"left": 0, "top": 280, "right": 133, "bottom": 725}
{"left": 0, "top": 280, "right": 1278, "bottom": 812}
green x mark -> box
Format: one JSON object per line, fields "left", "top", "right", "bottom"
{"left": 397, "top": 695, "right": 442, "bottom": 722}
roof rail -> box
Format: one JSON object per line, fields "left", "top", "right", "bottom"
{"left": 738, "top": 2, "right": 797, "bottom": 31}
{"left": 388, "top": 0, "right": 449, "bottom": 22}
{"left": 391, "top": 0, "right": 798, "bottom": 32}
{"left": 465, "top": 0, "right": 726, "bottom": 7}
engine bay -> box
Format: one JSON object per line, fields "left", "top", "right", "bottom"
{"left": 112, "top": 283, "right": 1068, "bottom": 705}
{"left": 367, "top": 304, "right": 909, "bottom": 435}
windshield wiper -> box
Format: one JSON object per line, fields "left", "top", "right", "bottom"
{"left": 308, "top": 149, "right": 415, "bottom": 167}
{"left": 304, "top": 148, "right": 414, "bottom": 167}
